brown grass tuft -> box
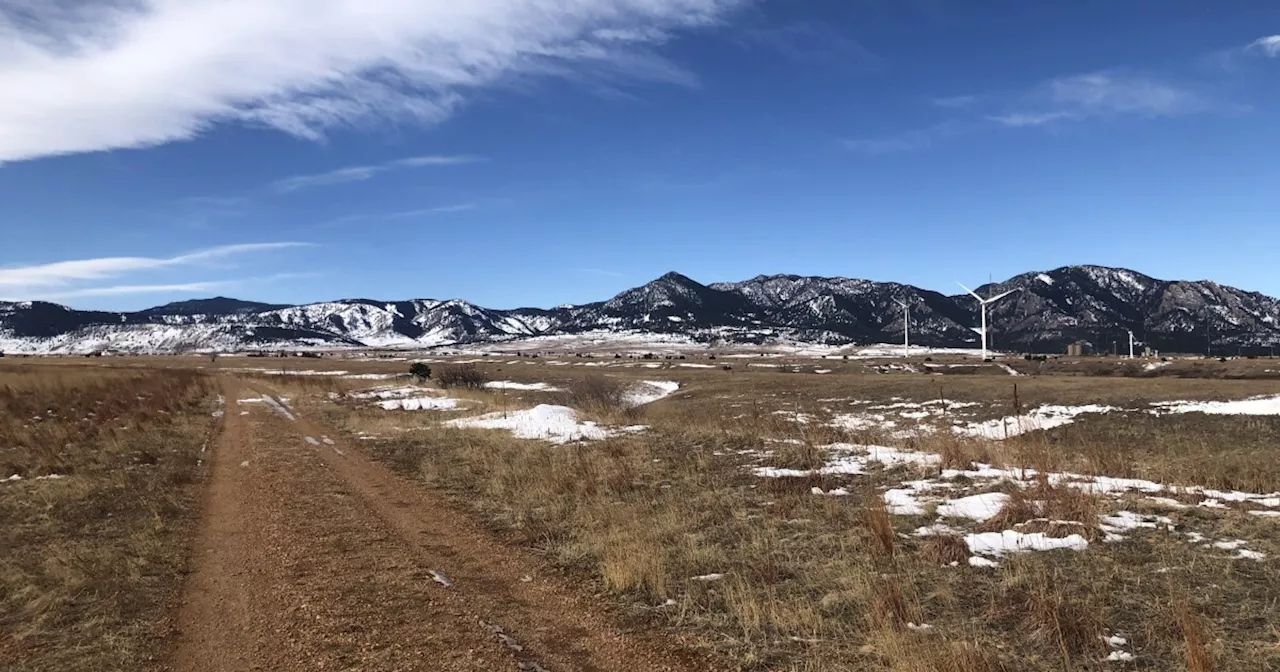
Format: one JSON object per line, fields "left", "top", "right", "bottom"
{"left": 995, "top": 563, "right": 1105, "bottom": 663}
{"left": 1176, "top": 602, "right": 1215, "bottom": 672}
{"left": 563, "top": 375, "right": 630, "bottom": 414}
{"left": 863, "top": 499, "right": 897, "bottom": 559}
{"left": 919, "top": 534, "right": 969, "bottom": 565}
{"left": 977, "top": 477, "right": 1100, "bottom": 540}
{"left": 871, "top": 579, "right": 911, "bottom": 630}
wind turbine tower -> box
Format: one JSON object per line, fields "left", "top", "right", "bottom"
{"left": 958, "top": 282, "right": 1020, "bottom": 361}
{"left": 895, "top": 299, "right": 910, "bottom": 358}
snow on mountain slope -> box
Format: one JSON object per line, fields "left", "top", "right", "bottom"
{"left": 959, "top": 265, "right": 1280, "bottom": 352}
{"left": 3, "top": 266, "right": 1278, "bottom": 354}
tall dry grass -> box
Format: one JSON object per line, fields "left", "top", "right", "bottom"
{"left": 0, "top": 365, "right": 215, "bottom": 672}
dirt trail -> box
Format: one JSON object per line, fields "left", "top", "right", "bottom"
{"left": 171, "top": 378, "right": 719, "bottom": 671}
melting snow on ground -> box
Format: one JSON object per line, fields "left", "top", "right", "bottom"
{"left": 484, "top": 381, "right": 564, "bottom": 392}
{"left": 3, "top": 474, "right": 67, "bottom": 484}
{"left": 1150, "top": 394, "right": 1280, "bottom": 416}
{"left": 753, "top": 444, "right": 939, "bottom": 479}
{"left": 624, "top": 380, "right": 680, "bottom": 407}
{"left": 350, "top": 385, "right": 441, "bottom": 400}
{"left": 952, "top": 405, "right": 1118, "bottom": 440}
{"left": 379, "top": 397, "right": 461, "bottom": 411}
{"left": 965, "top": 530, "right": 1088, "bottom": 556}
{"left": 935, "top": 493, "right": 1011, "bottom": 522}
{"left": 444, "top": 405, "right": 640, "bottom": 444}
{"left": 239, "top": 395, "right": 295, "bottom": 421}
{"left": 752, "top": 438, "right": 1275, "bottom": 564}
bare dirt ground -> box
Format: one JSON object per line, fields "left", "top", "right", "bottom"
{"left": 170, "top": 376, "right": 720, "bottom": 672}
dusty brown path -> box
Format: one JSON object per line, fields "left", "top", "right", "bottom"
{"left": 170, "top": 378, "right": 720, "bottom": 671}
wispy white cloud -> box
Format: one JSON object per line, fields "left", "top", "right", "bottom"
{"left": 0, "top": 242, "right": 310, "bottom": 291}
{"left": 271, "top": 155, "right": 483, "bottom": 193}
{"left": 28, "top": 281, "right": 236, "bottom": 300}
{"left": 986, "top": 111, "right": 1072, "bottom": 128}
{"left": 0, "top": 0, "right": 743, "bottom": 163}
{"left": 10, "top": 273, "right": 316, "bottom": 301}
{"left": 1248, "top": 35, "right": 1280, "bottom": 57}
{"left": 848, "top": 71, "right": 1216, "bottom": 155}
{"left": 991, "top": 72, "right": 1209, "bottom": 128}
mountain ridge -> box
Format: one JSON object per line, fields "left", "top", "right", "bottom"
{"left": 3, "top": 265, "right": 1278, "bottom": 355}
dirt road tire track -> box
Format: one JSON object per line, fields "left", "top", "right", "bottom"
{"left": 170, "top": 378, "right": 721, "bottom": 671}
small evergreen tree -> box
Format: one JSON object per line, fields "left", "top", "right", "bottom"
{"left": 409, "top": 362, "right": 431, "bottom": 380}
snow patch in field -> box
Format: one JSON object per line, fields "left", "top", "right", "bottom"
{"left": 965, "top": 530, "right": 1088, "bottom": 556}
{"left": 444, "top": 405, "right": 614, "bottom": 444}
{"left": 352, "top": 385, "right": 439, "bottom": 400}
{"left": 953, "top": 404, "right": 1117, "bottom": 440}
{"left": 233, "top": 368, "right": 350, "bottom": 377}
{"left": 1143, "top": 361, "right": 1171, "bottom": 372}
{"left": 1099, "top": 511, "right": 1174, "bottom": 541}
{"left": 936, "top": 493, "right": 1011, "bottom": 522}
{"left": 1150, "top": 394, "right": 1280, "bottom": 416}
{"left": 304, "top": 436, "right": 320, "bottom": 446}
{"left": 379, "top": 397, "right": 460, "bottom": 411}
{"left": 885, "top": 488, "right": 928, "bottom": 515}
{"left": 3, "top": 473, "right": 66, "bottom": 484}
{"left": 753, "top": 444, "right": 939, "bottom": 480}
{"left": 484, "top": 381, "right": 564, "bottom": 392}
{"left": 677, "top": 363, "right": 715, "bottom": 368}
{"left": 262, "top": 395, "right": 296, "bottom": 421}
{"left": 625, "top": 380, "right": 680, "bottom": 406}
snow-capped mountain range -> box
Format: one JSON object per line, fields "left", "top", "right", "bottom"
{"left": 2, "top": 266, "right": 1278, "bottom": 354}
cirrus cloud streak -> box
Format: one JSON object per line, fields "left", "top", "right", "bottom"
{"left": 0, "top": 0, "right": 743, "bottom": 163}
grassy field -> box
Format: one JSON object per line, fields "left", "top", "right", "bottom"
{"left": 0, "top": 363, "right": 215, "bottom": 671}
{"left": 4, "top": 352, "right": 1278, "bottom": 670}
{"left": 273, "top": 355, "right": 1280, "bottom": 671}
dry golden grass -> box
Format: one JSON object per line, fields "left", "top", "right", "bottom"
{"left": 202, "top": 356, "right": 1280, "bottom": 670}
{"left": 0, "top": 363, "right": 214, "bottom": 671}
{"left": 1176, "top": 601, "right": 1215, "bottom": 672}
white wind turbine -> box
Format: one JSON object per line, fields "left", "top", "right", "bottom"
{"left": 957, "top": 282, "right": 1020, "bottom": 361}
{"left": 894, "top": 298, "right": 911, "bottom": 358}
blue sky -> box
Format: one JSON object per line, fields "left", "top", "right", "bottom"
{"left": 2, "top": 0, "right": 1279, "bottom": 310}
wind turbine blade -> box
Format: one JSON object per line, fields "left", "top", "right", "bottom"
{"left": 957, "top": 282, "right": 982, "bottom": 301}
{"left": 987, "top": 288, "right": 1019, "bottom": 304}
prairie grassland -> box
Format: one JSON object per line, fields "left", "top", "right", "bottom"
{"left": 290, "top": 359, "right": 1280, "bottom": 671}
{"left": 0, "top": 363, "right": 215, "bottom": 672}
